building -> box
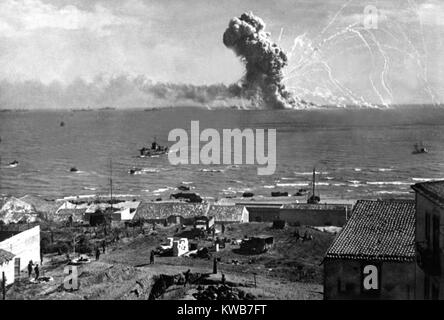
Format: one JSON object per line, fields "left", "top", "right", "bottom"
{"left": 324, "top": 199, "right": 416, "bottom": 300}
{"left": 279, "top": 203, "right": 351, "bottom": 226}
{"left": 0, "top": 249, "right": 15, "bottom": 286}
{"left": 240, "top": 235, "right": 274, "bottom": 254}
{"left": 245, "top": 202, "right": 351, "bottom": 225}
{"left": 207, "top": 204, "right": 249, "bottom": 223}
{"left": 245, "top": 205, "right": 281, "bottom": 222}
{"left": 134, "top": 202, "right": 208, "bottom": 224}
{"left": 412, "top": 181, "right": 444, "bottom": 299}
{"left": 0, "top": 225, "right": 40, "bottom": 285}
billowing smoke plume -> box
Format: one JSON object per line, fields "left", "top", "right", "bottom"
{"left": 223, "top": 12, "right": 296, "bottom": 109}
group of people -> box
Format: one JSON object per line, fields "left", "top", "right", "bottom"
{"left": 27, "top": 260, "right": 40, "bottom": 281}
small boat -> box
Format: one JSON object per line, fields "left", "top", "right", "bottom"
{"left": 60, "top": 121, "right": 65, "bottom": 127}
{"left": 139, "top": 139, "right": 169, "bottom": 157}
{"left": 412, "top": 142, "right": 428, "bottom": 154}
{"left": 129, "top": 167, "right": 142, "bottom": 175}
{"left": 8, "top": 160, "right": 19, "bottom": 167}
{"left": 70, "top": 167, "right": 78, "bottom": 172}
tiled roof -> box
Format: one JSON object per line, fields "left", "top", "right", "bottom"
{"left": 134, "top": 202, "right": 208, "bottom": 220}
{"left": 0, "top": 248, "right": 15, "bottom": 264}
{"left": 412, "top": 180, "right": 444, "bottom": 204}
{"left": 207, "top": 205, "right": 245, "bottom": 222}
{"left": 325, "top": 199, "right": 415, "bottom": 262}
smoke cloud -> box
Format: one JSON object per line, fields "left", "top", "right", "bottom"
{"left": 0, "top": 76, "right": 249, "bottom": 110}
{"left": 223, "top": 12, "right": 298, "bottom": 109}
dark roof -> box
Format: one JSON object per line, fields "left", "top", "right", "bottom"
{"left": 325, "top": 199, "right": 415, "bottom": 262}
{"left": 0, "top": 248, "right": 15, "bottom": 264}
{"left": 412, "top": 181, "right": 444, "bottom": 205}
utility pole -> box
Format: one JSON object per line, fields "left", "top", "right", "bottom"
{"left": 2, "top": 271, "right": 6, "bottom": 300}
{"left": 110, "top": 158, "right": 113, "bottom": 211}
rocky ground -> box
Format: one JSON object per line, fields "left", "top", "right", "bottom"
{"left": 5, "top": 222, "right": 334, "bottom": 300}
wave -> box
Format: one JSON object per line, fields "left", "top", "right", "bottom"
{"left": 411, "top": 177, "right": 444, "bottom": 182}
{"left": 263, "top": 185, "right": 276, "bottom": 189}
{"left": 152, "top": 187, "right": 174, "bottom": 193}
{"left": 294, "top": 171, "right": 327, "bottom": 175}
{"left": 276, "top": 182, "right": 310, "bottom": 187}
{"left": 378, "top": 168, "right": 393, "bottom": 172}
{"left": 348, "top": 180, "right": 361, "bottom": 184}
{"left": 83, "top": 187, "right": 96, "bottom": 191}
{"left": 200, "top": 168, "right": 224, "bottom": 173}
{"left": 354, "top": 168, "right": 362, "bottom": 172}
{"left": 130, "top": 168, "right": 160, "bottom": 175}
{"left": 366, "top": 181, "right": 411, "bottom": 185}
{"left": 375, "top": 190, "right": 412, "bottom": 195}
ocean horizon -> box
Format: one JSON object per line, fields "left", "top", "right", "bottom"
{"left": 1, "top": 106, "right": 443, "bottom": 202}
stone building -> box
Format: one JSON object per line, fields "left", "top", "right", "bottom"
{"left": 0, "top": 225, "right": 40, "bottom": 285}
{"left": 324, "top": 199, "right": 416, "bottom": 300}
{"left": 412, "top": 181, "right": 444, "bottom": 299}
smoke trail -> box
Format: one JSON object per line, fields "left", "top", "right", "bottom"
{"left": 223, "top": 12, "right": 299, "bottom": 109}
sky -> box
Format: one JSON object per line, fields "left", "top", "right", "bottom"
{"left": 0, "top": 0, "right": 443, "bottom": 108}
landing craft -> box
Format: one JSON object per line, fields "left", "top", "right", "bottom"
{"left": 412, "top": 142, "right": 428, "bottom": 154}
{"left": 8, "top": 160, "right": 19, "bottom": 168}
{"left": 139, "top": 138, "right": 169, "bottom": 157}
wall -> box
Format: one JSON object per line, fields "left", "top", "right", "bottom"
{"left": 0, "top": 259, "right": 15, "bottom": 286}
{"left": 279, "top": 205, "right": 349, "bottom": 226}
{"left": 415, "top": 191, "right": 444, "bottom": 299}
{"left": 324, "top": 258, "right": 416, "bottom": 300}
{"left": 415, "top": 192, "right": 444, "bottom": 249}
{"left": 0, "top": 226, "right": 40, "bottom": 272}
{"left": 246, "top": 207, "right": 281, "bottom": 222}
{"left": 246, "top": 204, "right": 350, "bottom": 226}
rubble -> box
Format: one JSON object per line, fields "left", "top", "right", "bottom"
{"left": 193, "top": 284, "right": 255, "bottom": 300}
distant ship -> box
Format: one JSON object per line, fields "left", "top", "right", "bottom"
{"left": 412, "top": 142, "right": 428, "bottom": 154}
{"left": 8, "top": 160, "right": 19, "bottom": 168}
{"left": 139, "top": 139, "right": 169, "bottom": 157}
{"left": 71, "top": 107, "right": 93, "bottom": 112}
{"left": 97, "top": 107, "right": 116, "bottom": 111}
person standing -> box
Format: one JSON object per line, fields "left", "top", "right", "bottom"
{"left": 102, "top": 240, "right": 106, "bottom": 254}
{"left": 213, "top": 257, "right": 217, "bottom": 274}
{"left": 150, "top": 250, "right": 155, "bottom": 264}
{"left": 27, "top": 260, "right": 33, "bottom": 278}
{"left": 95, "top": 247, "right": 101, "bottom": 261}
{"left": 34, "top": 264, "right": 39, "bottom": 281}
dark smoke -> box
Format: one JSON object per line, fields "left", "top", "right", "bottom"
{"left": 223, "top": 12, "right": 297, "bottom": 109}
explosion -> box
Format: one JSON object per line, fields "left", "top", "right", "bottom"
{"left": 223, "top": 12, "right": 299, "bottom": 109}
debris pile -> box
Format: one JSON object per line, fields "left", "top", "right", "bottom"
{"left": 193, "top": 285, "right": 255, "bottom": 300}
